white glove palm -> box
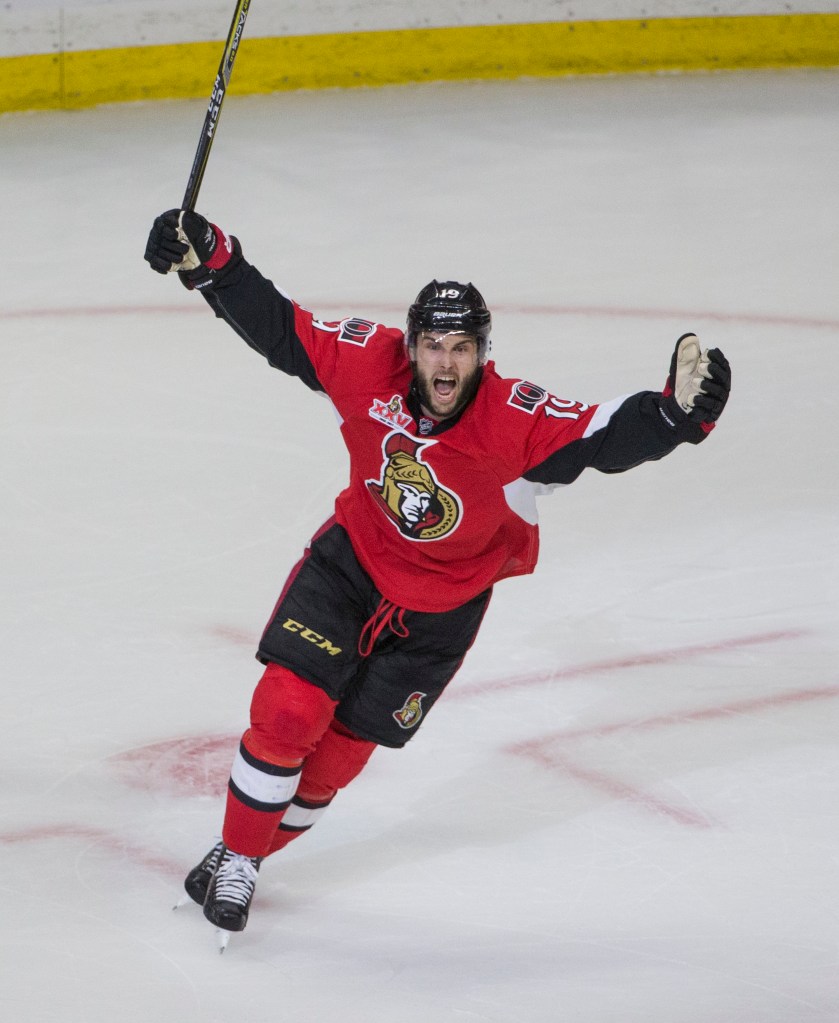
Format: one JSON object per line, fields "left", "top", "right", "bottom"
{"left": 665, "top": 333, "right": 731, "bottom": 424}
{"left": 672, "top": 334, "right": 711, "bottom": 413}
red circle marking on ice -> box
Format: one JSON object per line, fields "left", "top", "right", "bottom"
{"left": 110, "top": 733, "right": 237, "bottom": 798}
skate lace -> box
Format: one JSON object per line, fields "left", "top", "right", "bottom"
{"left": 213, "top": 852, "right": 259, "bottom": 906}
{"left": 204, "top": 841, "right": 224, "bottom": 872}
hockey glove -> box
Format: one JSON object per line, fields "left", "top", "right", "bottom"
{"left": 663, "top": 333, "right": 731, "bottom": 425}
{"left": 144, "top": 209, "right": 234, "bottom": 283}
{"left": 144, "top": 209, "right": 188, "bottom": 274}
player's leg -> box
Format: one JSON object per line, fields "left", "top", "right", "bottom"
{"left": 184, "top": 661, "right": 337, "bottom": 902}
{"left": 193, "top": 522, "right": 373, "bottom": 931}
{"left": 266, "top": 719, "right": 376, "bottom": 855}
{"left": 222, "top": 662, "right": 338, "bottom": 856}
{"left": 264, "top": 584, "right": 494, "bottom": 854}
{"left": 187, "top": 662, "right": 337, "bottom": 929}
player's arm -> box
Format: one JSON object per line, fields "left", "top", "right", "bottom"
{"left": 144, "top": 209, "right": 324, "bottom": 393}
{"left": 524, "top": 334, "right": 731, "bottom": 485}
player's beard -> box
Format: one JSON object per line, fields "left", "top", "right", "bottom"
{"left": 412, "top": 363, "right": 484, "bottom": 421}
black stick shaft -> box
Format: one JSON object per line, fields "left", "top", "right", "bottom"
{"left": 182, "top": 0, "right": 252, "bottom": 210}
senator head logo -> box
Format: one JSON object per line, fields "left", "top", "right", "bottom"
{"left": 393, "top": 691, "right": 427, "bottom": 729}
{"left": 366, "top": 432, "right": 461, "bottom": 541}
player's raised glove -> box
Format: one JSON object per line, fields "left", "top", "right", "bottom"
{"left": 144, "top": 209, "right": 235, "bottom": 286}
{"left": 662, "top": 333, "right": 731, "bottom": 425}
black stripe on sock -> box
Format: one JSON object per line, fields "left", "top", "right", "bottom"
{"left": 290, "top": 795, "right": 333, "bottom": 811}
{"left": 228, "top": 777, "right": 294, "bottom": 814}
{"left": 238, "top": 740, "right": 301, "bottom": 777}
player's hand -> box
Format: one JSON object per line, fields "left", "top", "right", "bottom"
{"left": 665, "top": 333, "right": 731, "bottom": 423}
{"left": 144, "top": 209, "right": 188, "bottom": 273}
{"left": 144, "top": 209, "right": 228, "bottom": 275}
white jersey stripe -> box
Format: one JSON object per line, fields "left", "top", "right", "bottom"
{"left": 583, "top": 394, "right": 630, "bottom": 438}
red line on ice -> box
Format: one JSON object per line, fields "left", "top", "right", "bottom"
{"left": 497, "top": 630, "right": 830, "bottom": 829}
{"left": 527, "top": 682, "right": 839, "bottom": 745}
{"left": 4, "top": 302, "right": 838, "bottom": 332}
{"left": 208, "top": 624, "right": 255, "bottom": 647}
{"left": 0, "top": 824, "right": 184, "bottom": 877}
{"left": 507, "top": 679, "right": 839, "bottom": 829}
{"left": 518, "top": 744, "right": 717, "bottom": 829}
{"left": 448, "top": 629, "right": 807, "bottom": 700}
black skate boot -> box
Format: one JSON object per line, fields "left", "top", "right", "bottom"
{"left": 183, "top": 840, "right": 224, "bottom": 906}
{"left": 203, "top": 845, "right": 262, "bottom": 933}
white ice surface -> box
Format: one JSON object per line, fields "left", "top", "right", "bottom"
{"left": 1, "top": 70, "right": 838, "bottom": 1022}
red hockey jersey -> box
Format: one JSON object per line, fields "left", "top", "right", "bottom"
{"left": 199, "top": 252, "right": 708, "bottom": 612}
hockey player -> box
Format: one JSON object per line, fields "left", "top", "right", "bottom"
{"left": 144, "top": 209, "right": 731, "bottom": 941}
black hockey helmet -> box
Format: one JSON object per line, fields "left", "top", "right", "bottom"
{"left": 406, "top": 280, "right": 492, "bottom": 362}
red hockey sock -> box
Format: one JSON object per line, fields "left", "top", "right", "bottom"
{"left": 220, "top": 664, "right": 338, "bottom": 857}
{"left": 266, "top": 719, "right": 377, "bottom": 855}
{"left": 222, "top": 748, "right": 301, "bottom": 858}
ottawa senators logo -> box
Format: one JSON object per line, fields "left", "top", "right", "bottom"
{"left": 310, "top": 317, "right": 379, "bottom": 346}
{"left": 393, "top": 691, "right": 427, "bottom": 729}
{"left": 368, "top": 394, "right": 413, "bottom": 431}
{"left": 367, "top": 432, "right": 461, "bottom": 541}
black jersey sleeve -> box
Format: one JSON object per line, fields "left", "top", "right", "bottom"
{"left": 194, "top": 243, "right": 324, "bottom": 394}
{"left": 524, "top": 390, "right": 709, "bottom": 486}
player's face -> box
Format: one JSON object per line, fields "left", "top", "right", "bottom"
{"left": 411, "top": 331, "right": 482, "bottom": 420}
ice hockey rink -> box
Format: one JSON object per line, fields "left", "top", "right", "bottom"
{"left": 2, "top": 67, "right": 838, "bottom": 1021}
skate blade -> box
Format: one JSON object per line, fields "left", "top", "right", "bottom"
{"left": 216, "top": 928, "right": 231, "bottom": 954}
{"left": 172, "top": 893, "right": 193, "bottom": 911}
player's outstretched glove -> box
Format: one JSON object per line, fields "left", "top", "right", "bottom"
{"left": 144, "top": 209, "right": 235, "bottom": 286}
{"left": 663, "top": 333, "right": 731, "bottom": 425}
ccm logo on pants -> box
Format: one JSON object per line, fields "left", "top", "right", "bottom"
{"left": 282, "top": 618, "right": 342, "bottom": 656}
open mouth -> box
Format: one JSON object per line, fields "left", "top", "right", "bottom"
{"left": 434, "top": 376, "right": 457, "bottom": 401}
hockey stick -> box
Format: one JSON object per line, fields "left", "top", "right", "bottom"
{"left": 182, "top": 0, "right": 253, "bottom": 210}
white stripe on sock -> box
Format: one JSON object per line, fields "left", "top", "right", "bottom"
{"left": 282, "top": 802, "right": 329, "bottom": 830}
{"left": 230, "top": 750, "right": 300, "bottom": 807}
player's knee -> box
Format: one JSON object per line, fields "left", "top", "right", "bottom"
{"left": 248, "top": 662, "right": 337, "bottom": 762}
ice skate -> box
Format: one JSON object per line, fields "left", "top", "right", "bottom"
{"left": 203, "top": 844, "right": 261, "bottom": 936}
{"left": 174, "top": 840, "right": 225, "bottom": 909}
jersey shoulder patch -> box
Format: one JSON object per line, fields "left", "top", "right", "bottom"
{"left": 311, "top": 316, "right": 403, "bottom": 350}
{"left": 483, "top": 365, "right": 592, "bottom": 425}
